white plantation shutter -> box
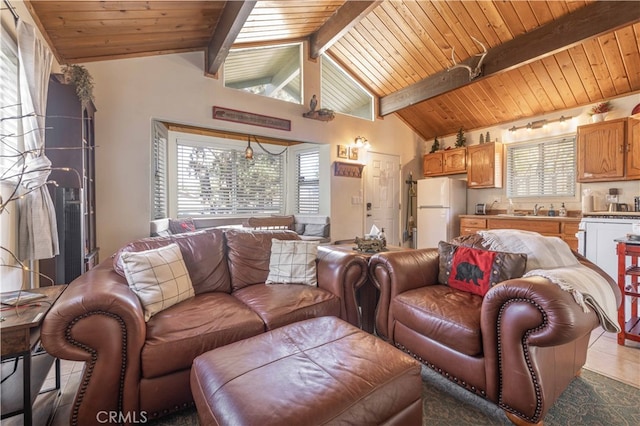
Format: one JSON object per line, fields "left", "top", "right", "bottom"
{"left": 176, "top": 140, "right": 284, "bottom": 216}
{"left": 296, "top": 150, "right": 319, "bottom": 214}
{"left": 152, "top": 122, "right": 168, "bottom": 219}
{"left": 0, "top": 35, "right": 20, "bottom": 177}
{"left": 506, "top": 137, "right": 576, "bottom": 198}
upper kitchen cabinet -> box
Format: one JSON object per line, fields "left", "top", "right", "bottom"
{"left": 627, "top": 115, "right": 640, "bottom": 180}
{"left": 577, "top": 117, "right": 639, "bottom": 182}
{"left": 467, "top": 142, "right": 503, "bottom": 188}
{"left": 423, "top": 147, "right": 466, "bottom": 177}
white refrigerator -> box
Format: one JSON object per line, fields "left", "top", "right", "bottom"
{"left": 416, "top": 177, "right": 467, "bottom": 249}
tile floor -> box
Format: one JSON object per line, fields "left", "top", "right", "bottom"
{"left": 4, "top": 327, "right": 639, "bottom": 425}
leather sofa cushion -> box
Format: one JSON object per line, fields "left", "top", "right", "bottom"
{"left": 141, "top": 292, "right": 264, "bottom": 379}
{"left": 113, "top": 229, "right": 231, "bottom": 295}
{"left": 225, "top": 229, "right": 300, "bottom": 291}
{"left": 233, "top": 284, "right": 341, "bottom": 330}
{"left": 392, "top": 284, "right": 483, "bottom": 357}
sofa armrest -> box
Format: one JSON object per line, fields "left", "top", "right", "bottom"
{"left": 41, "top": 261, "right": 147, "bottom": 425}
{"left": 317, "top": 247, "right": 368, "bottom": 327}
{"left": 369, "top": 249, "right": 440, "bottom": 339}
{"left": 480, "top": 277, "right": 600, "bottom": 419}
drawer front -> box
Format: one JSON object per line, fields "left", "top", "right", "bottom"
{"left": 460, "top": 227, "right": 482, "bottom": 236}
{"left": 488, "top": 219, "right": 560, "bottom": 234}
{"left": 460, "top": 218, "right": 487, "bottom": 228}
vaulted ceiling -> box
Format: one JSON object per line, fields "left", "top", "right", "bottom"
{"left": 23, "top": 1, "right": 640, "bottom": 140}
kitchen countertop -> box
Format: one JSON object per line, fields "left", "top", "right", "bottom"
{"left": 582, "top": 211, "right": 640, "bottom": 217}
{"left": 460, "top": 214, "right": 581, "bottom": 221}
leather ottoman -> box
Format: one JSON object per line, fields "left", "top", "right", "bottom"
{"left": 190, "top": 316, "right": 423, "bottom": 425}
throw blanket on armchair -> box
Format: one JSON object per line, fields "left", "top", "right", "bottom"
{"left": 478, "top": 230, "right": 620, "bottom": 333}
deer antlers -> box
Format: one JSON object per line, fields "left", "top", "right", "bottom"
{"left": 448, "top": 36, "right": 487, "bottom": 80}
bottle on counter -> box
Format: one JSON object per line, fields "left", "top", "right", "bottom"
{"left": 548, "top": 204, "right": 556, "bottom": 216}
{"left": 507, "top": 199, "right": 515, "bottom": 215}
{"left": 559, "top": 202, "right": 567, "bottom": 217}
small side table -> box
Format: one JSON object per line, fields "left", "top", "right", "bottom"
{"left": 615, "top": 238, "right": 640, "bottom": 345}
{"left": 1, "top": 285, "right": 66, "bottom": 425}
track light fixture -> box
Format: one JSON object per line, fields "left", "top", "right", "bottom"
{"left": 508, "top": 115, "right": 573, "bottom": 133}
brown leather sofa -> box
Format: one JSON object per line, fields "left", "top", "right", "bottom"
{"left": 41, "top": 228, "right": 368, "bottom": 425}
{"left": 369, "top": 235, "right": 621, "bottom": 426}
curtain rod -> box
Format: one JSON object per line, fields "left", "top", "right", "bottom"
{"left": 2, "top": 0, "right": 19, "bottom": 23}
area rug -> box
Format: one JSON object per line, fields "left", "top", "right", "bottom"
{"left": 149, "top": 366, "right": 639, "bottom": 425}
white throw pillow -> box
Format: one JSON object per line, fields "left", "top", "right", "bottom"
{"left": 266, "top": 239, "right": 319, "bottom": 286}
{"left": 120, "top": 243, "right": 194, "bottom": 321}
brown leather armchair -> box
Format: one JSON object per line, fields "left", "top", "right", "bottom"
{"left": 369, "top": 239, "right": 620, "bottom": 425}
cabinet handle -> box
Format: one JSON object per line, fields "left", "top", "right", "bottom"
{"left": 619, "top": 144, "right": 623, "bottom": 153}
{"left": 627, "top": 143, "right": 631, "bottom": 152}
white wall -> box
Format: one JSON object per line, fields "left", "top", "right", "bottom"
{"left": 84, "top": 51, "right": 422, "bottom": 257}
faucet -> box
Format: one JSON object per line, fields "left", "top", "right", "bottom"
{"left": 533, "top": 204, "right": 544, "bottom": 216}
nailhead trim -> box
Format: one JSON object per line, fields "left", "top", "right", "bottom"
{"left": 495, "top": 298, "right": 548, "bottom": 424}
{"left": 394, "top": 343, "right": 487, "bottom": 398}
{"left": 149, "top": 401, "right": 195, "bottom": 419}
{"left": 65, "top": 311, "right": 128, "bottom": 426}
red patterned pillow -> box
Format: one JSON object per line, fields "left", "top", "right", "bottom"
{"left": 169, "top": 218, "right": 196, "bottom": 234}
{"left": 438, "top": 242, "right": 527, "bottom": 296}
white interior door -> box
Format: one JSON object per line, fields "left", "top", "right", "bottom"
{"left": 365, "top": 152, "right": 400, "bottom": 246}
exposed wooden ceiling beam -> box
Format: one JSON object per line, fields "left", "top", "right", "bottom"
{"left": 309, "top": 1, "right": 381, "bottom": 59}
{"left": 380, "top": 1, "right": 640, "bottom": 116}
{"left": 206, "top": 0, "right": 256, "bottom": 75}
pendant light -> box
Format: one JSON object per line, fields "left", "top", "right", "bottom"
{"left": 244, "top": 136, "right": 254, "bottom": 159}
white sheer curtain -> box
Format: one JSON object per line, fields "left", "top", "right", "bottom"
{"left": 16, "top": 20, "right": 58, "bottom": 261}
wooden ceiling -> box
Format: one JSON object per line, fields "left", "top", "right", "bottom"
{"left": 24, "top": 1, "right": 640, "bottom": 140}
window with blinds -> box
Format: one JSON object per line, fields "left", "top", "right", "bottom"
{"left": 506, "top": 137, "right": 576, "bottom": 198}
{"left": 176, "top": 140, "right": 285, "bottom": 216}
{"left": 1, "top": 33, "right": 20, "bottom": 178}
{"left": 296, "top": 150, "right": 319, "bottom": 214}
{"left": 321, "top": 55, "right": 373, "bottom": 121}
{"left": 152, "top": 122, "right": 168, "bottom": 219}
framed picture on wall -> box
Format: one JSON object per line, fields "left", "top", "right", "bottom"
{"left": 349, "top": 147, "right": 359, "bottom": 160}
{"left": 337, "top": 145, "right": 348, "bottom": 158}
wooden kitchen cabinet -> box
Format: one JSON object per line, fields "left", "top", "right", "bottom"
{"left": 467, "top": 142, "right": 503, "bottom": 188}
{"left": 423, "top": 147, "right": 466, "bottom": 177}
{"left": 577, "top": 117, "right": 639, "bottom": 182}
{"left": 627, "top": 115, "right": 640, "bottom": 180}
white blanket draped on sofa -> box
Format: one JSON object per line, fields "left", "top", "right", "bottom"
{"left": 479, "top": 229, "right": 620, "bottom": 333}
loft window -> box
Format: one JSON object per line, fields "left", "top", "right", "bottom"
{"left": 506, "top": 136, "right": 576, "bottom": 199}
{"left": 321, "top": 55, "right": 373, "bottom": 121}
{"left": 224, "top": 43, "right": 302, "bottom": 104}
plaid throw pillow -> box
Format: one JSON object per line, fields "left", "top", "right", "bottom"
{"left": 266, "top": 239, "right": 319, "bottom": 286}
{"left": 121, "top": 243, "right": 195, "bottom": 321}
